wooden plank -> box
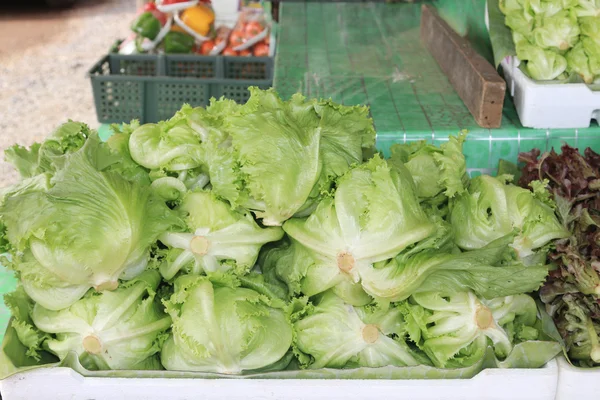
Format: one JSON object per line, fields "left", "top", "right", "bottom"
{"left": 420, "top": 4, "right": 505, "bottom": 129}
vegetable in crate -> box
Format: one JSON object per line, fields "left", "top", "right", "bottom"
{"left": 163, "top": 31, "right": 195, "bottom": 53}
{"left": 0, "top": 129, "right": 181, "bottom": 311}
{"left": 179, "top": 3, "right": 215, "bottom": 37}
{"left": 7, "top": 271, "right": 170, "bottom": 370}
{"left": 131, "top": 11, "right": 162, "bottom": 40}
{"left": 161, "top": 275, "right": 293, "bottom": 373}
{"left": 138, "top": 2, "right": 168, "bottom": 27}
{"left": 518, "top": 144, "right": 600, "bottom": 366}
{"left": 226, "top": 6, "right": 271, "bottom": 57}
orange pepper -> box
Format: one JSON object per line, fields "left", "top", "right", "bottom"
{"left": 180, "top": 4, "right": 215, "bottom": 37}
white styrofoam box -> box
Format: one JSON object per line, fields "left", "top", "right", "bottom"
{"left": 0, "top": 361, "right": 558, "bottom": 400}
{"left": 556, "top": 356, "right": 600, "bottom": 400}
{"left": 502, "top": 57, "right": 600, "bottom": 129}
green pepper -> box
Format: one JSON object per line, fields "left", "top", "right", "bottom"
{"left": 131, "top": 11, "right": 161, "bottom": 40}
{"left": 163, "top": 32, "right": 195, "bottom": 54}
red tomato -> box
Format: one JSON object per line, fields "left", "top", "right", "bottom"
{"left": 239, "top": 49, "right": 252, "bottom": 57}
{"left": 152, "top": 10, "right": 168, "bottom": 26}
{"left": 222, "top": 47, "right": 238, "bottom": 56}
{"left": 253, "top": 43, "right": 269, "bottom": 57}
{"left": 200, "top": 40, "right": 215, "bottom": 55}
{"left": 244, "top": 21, "right": 264, "bottom": 38}
{"left": 229, "top": 30, "right": 245, "bottom": 46}
{"left": 143, "top": 2, "right": 157, "bottom": 11}
{"left": 162, "top": 0, "right": 188, "bottom": 4}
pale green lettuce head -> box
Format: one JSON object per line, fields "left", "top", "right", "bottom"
{"left": 389, "top": 133, "right": 468, "bottom": 200}
{"left": 260, "top": 239, "right": 373, "bottom": 306}
{"left": 574, "top": 0, "right": 600, "bottom": 17}
{"left": 582, "top": 37, "right": 600, "bottom": 76}
{"left": 4, "top": 121, "right": 89, "bottom": 180}
{"left": 0, "top": 134, "right": 182, "bottom": 310}
{"left": 282, "top": 156, "right": 435, "bottom": 303}
{"left": 449, "top": 176, "right": 568, "bottom": 257}
{"left": 359, "top": 234, "right": 549, "bottom": 302}
{"left": 504, "top": 8, "right": 535, "bottom": 37}
{"left": 205, "top": 88, "right": 376, "bottom": 226}
{"left": 293, "top": 291, "right": 421, "bottom": 369}
{"left": 30, "top": 271, "right": 171, "bottom": 370}
{"left": 450, "top": 175, "right": 513, "bottom": 250}
{"left": 528, "top": 49, "right": 568, "bottom": 80}
{"left": 528, "top": 0, "right": 579, "bottom": 17}
{"left": 208, "top": 88, "right": 324, "bottom": 226}
{"left": 503, "top": 184, "right": 569, "bottom": 258}
{"left": 160, "top": 275, "right": 293, "bottom": 374}
{"left": 566, "top": 41, "right": 596, "bottom": 83}
{"left": 532, "top": 10, "right": 580, "bottom": 51}
{"left": 401, "top": 291, "right": 539, "bottom": 368}
{"left": 157, "top": 190, "right": 283, "bottom": 280}
{"left": 128, "top": 119, "right": 204, "bottom": 171}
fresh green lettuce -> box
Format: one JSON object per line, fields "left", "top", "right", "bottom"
{"left": 282, "top": 156, "right": 435, "bottom": 303}
{"left": 29, "top": 271, "right": 171, "bottom": 370}
{"left": 157, "top": 190, "right": 283, "bottom": 280}
{"left": 293, "top": 291, "right": 422, "bottom": 369}
{"left": 0, "top": 134, "right": 182, "bottom": 310}
{"left": 160, "top": 275, "right": 293, "bottom": 374}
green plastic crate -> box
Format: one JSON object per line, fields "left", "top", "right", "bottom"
{"left": 89, "top": 54, "right": 273, "bottom": 124}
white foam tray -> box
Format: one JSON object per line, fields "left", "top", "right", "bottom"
{"left": 501, "top": 57, "right": 600, "bottom": 129}
{"left": 556, "top": 356, "right": 600, "bottom": 400}
{"left": 0, "top": 360, "right": 558, "bottom": 400}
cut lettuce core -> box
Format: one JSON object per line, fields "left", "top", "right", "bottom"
{"left": 83, "top": 335, "right": 103, "bottom": 355}
{"left": 362, "top": 324, "right": 379, "bottom": 343}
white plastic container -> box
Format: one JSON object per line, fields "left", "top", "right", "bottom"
{"left": 556, "top": 356, "right": 600, "bottom": 400}
{"left": 156, "top": 0, "right": 199, "bottom": 14}
{"left": 501, "top": 56, "right": 600, "bottom": 129}
{"left": 0, "top": 361, "right": 559, "bottom": 400}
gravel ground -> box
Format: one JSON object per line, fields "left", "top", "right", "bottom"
{"left": 0, "top": 0, "right": 137, "bottom": 186}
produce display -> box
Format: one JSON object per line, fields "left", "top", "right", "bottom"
{"left": 496, "top": 0, "right": 600, "bottom": 83}
{"left": 116, "top": 1, "right": 272, "bottom": 57}
{"left": 0, "top": 88, "right": 566, "bottom": 379}
{"left": 517, "top": 145, "right": 600, "bottom": 366}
